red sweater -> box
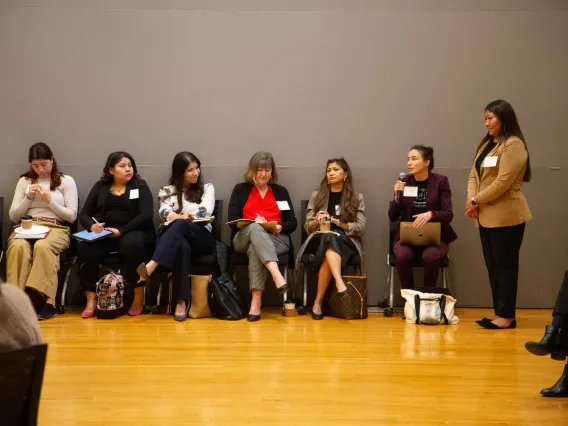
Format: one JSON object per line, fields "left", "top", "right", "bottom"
{"left": 242, "top": 186, "right": 282, "bottom": 224}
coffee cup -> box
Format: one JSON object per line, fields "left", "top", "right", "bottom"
{"left": 21, "top": 215, "right": 33, "bottom": 230}
{"left": 320, "top": 221, "right": 331, "bottom": 232}
{"left": 284, "top": 302, "right": 297, "bottom": 317}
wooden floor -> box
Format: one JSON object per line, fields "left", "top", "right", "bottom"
{"left": 38, "top": 308, "right": 568, "bottom": 426}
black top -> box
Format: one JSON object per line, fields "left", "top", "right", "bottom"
{"left": 411, "top": 179, "right": 428, "bottom": 216}
{"left": 228, "top": 182, "right": 297, "bottom": 235}
{"left": 475, "top": 140, "right": 497, "bottom": 176}
{"left": 327, "top": 191, "right": 342, "bottom": 218}
{"left": 101, "top": 192, "right": 131, "bottom": 227}
{"left": 79, "top": 179, "right": 155, "bottom": 235}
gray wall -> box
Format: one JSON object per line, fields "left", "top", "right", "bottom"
{"left": 1, "top": 0, "right": 567, "bottom": 307}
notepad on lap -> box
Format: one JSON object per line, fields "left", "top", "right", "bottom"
{"left": 227, "top": 219, "right": 278, "bottom": 230}
{"left": 72, "top": 229, "right": 113, "bottom": 243}
{"left": 15, "top": 230, "right": 51, "bottom": 240}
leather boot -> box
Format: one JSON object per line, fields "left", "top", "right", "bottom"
{"left": 525, "top": 325, "right": 567, "bottom": 361}
{"left": 541, "top": 365, "right": 568, "bottom": 398}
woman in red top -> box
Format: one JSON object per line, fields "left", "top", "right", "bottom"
{"left": 228, "top": 152, "right": 297, "bottom": 322}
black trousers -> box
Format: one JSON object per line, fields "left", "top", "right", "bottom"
{"left": 78, "top": 230, "right": 155, "bottom": 293}
{"left": 152, "top": 220, "right": 215, "bottom": 302}
{"left": 479, "top": 223, "right": 526, "bottom": 318}
{"left": 554, "top": 271, "right": 568, "bottom": 317}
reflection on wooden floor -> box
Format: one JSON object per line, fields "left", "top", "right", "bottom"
{"left": 39, "top": 308, "right": 568, "bottom": 425}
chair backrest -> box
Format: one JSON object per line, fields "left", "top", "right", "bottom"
{"left": 0, "top": 344, "right": 48, "bottom": 426}
{"left": 65, "top": 198, "right": 80, "bottom": 258}
{"left": 300, "top": 199, "right": 308, "bottom": 243}
{"left": 211, "top": 200, "right": 223, "bottom": 242}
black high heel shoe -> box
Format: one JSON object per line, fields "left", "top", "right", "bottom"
{"left": 311, "top": 311, "right": 324, "bottom": 320}
{"left": 526, "top": 325, "right": 567, "bottom": 361}
{"left": 276, "top": 283, "right": 290, "bottom": 295}
{"left": 541, "top": 365, "right": 568, "bottom": 398}
{"left": 337, "top": 287, "right": 350, "bottom": 297}
{"left": 247, "top": 314, "right": 261, "bottom": 322}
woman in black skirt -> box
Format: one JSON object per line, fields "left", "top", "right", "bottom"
{"left": 296, "top": 158, "right": 366, "bottom": 320}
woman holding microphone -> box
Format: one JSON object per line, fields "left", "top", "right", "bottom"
{"left": 466, "top": 100, "right": 532, "bottom": 330}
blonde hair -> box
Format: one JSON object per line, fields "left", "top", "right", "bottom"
{"left": 244, "top": 151, "right": 278, "bottom": 184}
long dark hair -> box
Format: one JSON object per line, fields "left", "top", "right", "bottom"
{"left": 312, "top": 158, "right": 359, "bottom": 223}
{"left": 410, "top": 145, "right": 435, "bottom": 171}
{"left": 477, "top": 100, "right": 531, "bottom": 182}
{"left": 21, "top": 142, "right": 63, "bottom": 190}
{"left": 169, "top": 152, "right": 204, "bottom": 212}
{"left": 100, "top": 151, "right": 141, "bottom": 183}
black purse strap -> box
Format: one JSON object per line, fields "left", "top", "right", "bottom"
{"left": 414, "top": 294, "right": 421, "bottom": 324}
{"left": 439, "top": 295, "right": 449, "bottom": 325}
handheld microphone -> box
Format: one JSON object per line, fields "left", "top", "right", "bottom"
{"left": 396, "top": 172, "right": 407, "bottom": 202}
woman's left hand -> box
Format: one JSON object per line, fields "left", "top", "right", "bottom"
{"left": 465, "top": 198, "right": 476, "bottom": 213}
{"left": 412, "top": 212, "right": 433, "bottom": 228}
{"left": 106, "top": 227, "right": 121, "bottom": 238}
{"left": 37, "top": 187, "right": 52, "bottom": 205}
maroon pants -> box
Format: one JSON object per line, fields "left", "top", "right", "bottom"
{"left": 394, "top": 241, "right": 449, "bottom": 288}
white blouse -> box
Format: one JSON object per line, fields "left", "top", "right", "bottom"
{"left": 158, "top": 183, "right": 215, "bottom": 229}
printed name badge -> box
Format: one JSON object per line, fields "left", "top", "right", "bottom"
{"left": 335, "top": 205, "right": 341, "bottom": 216}
{"left": 276, "top": 201, "right": 290, "bottom": 211}
{"left": 484, "top": 156, "right": 498, "bottom": 168}
{"left": 403, "top": 186, "right": 418, "bottom": 197}
{"left": 129, "top": 189, "right": 140, "bottom": 200}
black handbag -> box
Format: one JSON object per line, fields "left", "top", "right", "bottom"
{"left": 209, "top": 273, "right": 247, "bottom": 320}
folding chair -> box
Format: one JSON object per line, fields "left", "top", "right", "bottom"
{"left": 379, "top": 220, "right": 450, "bottom": 317}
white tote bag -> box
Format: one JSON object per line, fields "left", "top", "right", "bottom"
{"left": 401, "top": 289, "right": 459, "bottom": 325}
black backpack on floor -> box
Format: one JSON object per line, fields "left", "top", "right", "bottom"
{"left": 209, "top": 273, "right": 247, "bottom": 320}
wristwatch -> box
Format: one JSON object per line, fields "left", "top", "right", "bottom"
{"left": 471, "top": 198, "right": 477, "bottom": 206}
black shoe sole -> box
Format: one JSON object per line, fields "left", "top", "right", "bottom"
{"left": 541, "top": 391, "right": 568, "bottom": 398}
{"left": 247, "top": 314, "right": 261, "bottom": 322}
{"left": 311, "top": 312, "right": 324, "bottom": 320}
{"left": 37, "top": 313, "right": 56, "bottom": 321}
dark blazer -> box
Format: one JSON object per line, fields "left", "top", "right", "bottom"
{"left": 79, "top": 179, "right": 155, "bottom": 236}
{"left": 388, "top": 172, "right": 457, "bottom": 245}
{"left": 228, "top": 182, "right": 298, "bottom": 236}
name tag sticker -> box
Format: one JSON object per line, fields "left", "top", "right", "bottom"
{"left": 129, "top": 189, "right": 140, "bottom": 200}
{"left": 335, "top": 205, "right": 341, "bottom": 216}
{"left": 276, "top": 201, "right": 290, "bottom": 211}
{"left": 484, "top": 156, "right": 498, "bottom": 168}
{"left": 403, "top": 186, "right": 418, "bottom": 197}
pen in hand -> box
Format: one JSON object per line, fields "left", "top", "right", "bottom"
{"left": 91, "top": 217, "right": 106, "bottom": 234}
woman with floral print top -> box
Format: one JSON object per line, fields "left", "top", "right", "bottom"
{"left": 136, "top": 152, "right": 216, "bottom": 321}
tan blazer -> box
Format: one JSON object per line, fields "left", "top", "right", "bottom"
{"left": 468, "top": 136, "right": 532, "bottom": 228}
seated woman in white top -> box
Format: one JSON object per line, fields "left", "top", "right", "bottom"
{"left": 7, "top": 142, "right": 78, "bottom": 321}
{"left": 136, "top": 152, "right": 216, "bottom": 322}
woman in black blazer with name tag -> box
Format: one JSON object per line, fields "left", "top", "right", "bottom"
{"left": 78, "top": 152, "right": 155, "bottom": 318}
{"left": 388, "top": 146, "right": 457, "bottom": 289}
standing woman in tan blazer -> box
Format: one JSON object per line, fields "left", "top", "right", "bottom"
{"left": 466, "top": 100, "right": 532, "bottom": 329}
